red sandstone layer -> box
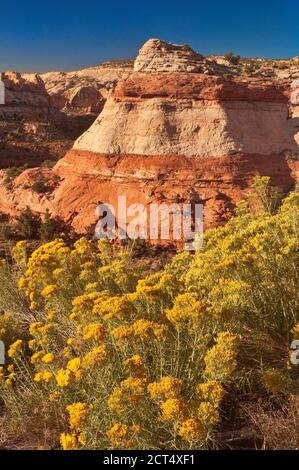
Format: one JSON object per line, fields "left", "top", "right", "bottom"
{"left": 0, "top": 150, "right": 297, "bottom": 240}
{"left": 114, "top": 73, "right": 290, "bottom": 102}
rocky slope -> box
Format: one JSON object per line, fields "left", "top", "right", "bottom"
{"left": 0, "top": 60, "right": 134, "bottom": 169}
{"left": 40, "top": 60, "right": 133, "bottom": 113}
{"left": 0, "top": 39, "right": 298, "bottom": 242}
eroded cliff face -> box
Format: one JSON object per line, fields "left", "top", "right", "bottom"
{"left": 0, "top": 71, "right": 50, "bottom": 119}
{"left": 41, "top": 60, "right": 133, "bottom": 114}
{"left": 74, "top": 73, "right": 298, "bottom": 157}
{"left": 0, "top": 39, "right": 298, "bottom": 240}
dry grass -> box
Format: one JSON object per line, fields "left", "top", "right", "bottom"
{"left": 243, "top": 396, "right": 299, "bottom": 450}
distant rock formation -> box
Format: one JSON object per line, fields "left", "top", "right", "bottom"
{"left": 41, "top": 60, "right": 133, "bottom": 113}
{"left": 0, "top": 40, "right": 298, "bottom": 242}
{"left": 0, "top": 71, "right": 50, "bottom": 118}
{"left": 134, "top": 38, "right": 230, "bottom": 75}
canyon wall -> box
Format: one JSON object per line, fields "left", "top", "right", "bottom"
{"left": 0, "top": 40, "right": 298, "bottom": 241}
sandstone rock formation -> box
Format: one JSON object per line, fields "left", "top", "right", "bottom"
{"left": 0, "top": 72, "right": 74, "bottom": 168}
{"left": 0, "top": 71, "right": 50, "bottom": 119}
{"left": 134, "top": 39, "right": 231, "bottom": 75}
{"left": 41, "top": 60, "right": 133, "bottom": 113}
{"left": 0, "top": 40, "right": 298, "bottom": 243}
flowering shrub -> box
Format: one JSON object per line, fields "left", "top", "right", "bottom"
{"left": 0, "top": 181, "right": 298, "bottom": 450}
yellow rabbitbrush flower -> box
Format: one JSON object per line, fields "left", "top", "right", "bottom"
{"left": 1, "top": 186, "right": 298, "bottom": 450}
{"left": 165, "top": 293, "right": 206, "bottom": 326}
{"left": 82, "top": 345, "right": 108, "bottom": 370}
{"left": 111, "top": 325, "right": 133, "bottom": 341}
{"left": 12, "top": 241, "right": 27, "bottom": 267}
{"left": 204, "top": 332, "right": 239, "bottom": 383}
{"left": 123, "top": 355, "right": 146, "bottom": 377}
{"left": 49, "top": 391, "right": 60, "bottom": 402}
{"left": 196, "top": 381, "right": 224, "bottom": 404}
{"left": 66, "top": 402, "right": 91, "bottom": 430}
{"left": 108, "top": 376, "right": 148, "bottom": 413}
{"left": 133, "top": 319, "right": 167, "bottom": 339}
{"left": 41, "top": 284, "right": 57, "bottom": 298}
{"left": 8, "top": 339, "right": 23, "bottom": 358}
{"left": 29, "top": 322, "right": 43, "bottom": 336}
{"left": 70, "top": 292, "right": 103, "bottom": 321}
{"left": 148, "top": 376, "right": 182, "bottom": 401}
{"left": 42, "top": 353, "right": 55, "bottom": 364}
{"left": 198, "top": 402, "right": 221, "bottom": 426}
{"left": 31, "top": 351, "right": 45, "bottom": 364}
{"left": 80, "top": 323, "right": 105, "bottom": 342}
{"left": 67, "top": 357, "right": 83, "bottom": 381}
{"left": 5, "top": 377, "right": 14, "bottom": 387}
{"left": 107, "top": 423, "right": 141, "bottom": 449}
{"left": 92, "top": 295, "right": 133, "bottom": 321}
{"left": 178, "top": 418, "right": 205, "bottom": 442}
{"left": 160, "top": 398, "right": 187, "bottom": 423}
{"left": 67, "top": 357, "right": 81, "bottom": 373}
{"left": 34, "top": 370, "right": 53, "bottom": 383}
{"left": 60, "top": 432, "right": 78, "bottom": 450}
{"left": 56, "top": 368, "right": 72, "bottom": 387}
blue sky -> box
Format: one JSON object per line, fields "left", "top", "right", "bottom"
{"left": 0, "top": 0, "right": 298, "bottom": 72}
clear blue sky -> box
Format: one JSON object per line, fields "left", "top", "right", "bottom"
{"left": 0, "top": 0, "right": 298, "bottom": 72}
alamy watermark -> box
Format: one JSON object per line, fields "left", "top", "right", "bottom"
{"left": 0, "top": 340, "right": 5, "bottom": 365}
{"left": 290, "top": 340, "right": 299, "bottom": 366}
{"left": 95, "top": 196, "right": 203, "bottom": 251}
{"left": 0, "top": 79, "right": 5, "bottom": 105}
{"left": 291, "top": 79, "right": 299, "bottom": 105}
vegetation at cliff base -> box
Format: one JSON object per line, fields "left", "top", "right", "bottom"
{"left": 0, "top": 178, "right": 298, "bottom": 450}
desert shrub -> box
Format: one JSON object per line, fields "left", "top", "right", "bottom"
{"left": 15, "top": 207, "right": 41, "bottom": 239}
{"left": 0, "top": 221, "right": 15, "bottom": 241}
{"left": 31, "top": 179, "right": 48, "bottom": 194}
{"left": 52, "top": 174, "right": 62, "bottom": 185}
{"left": 0, "top": 180, "right": 298, "bottom": 449}
{"left": 182, "top": 44, "right": 192, "bottom": 52}
{"left": 273, "top": 61, "right": 289, "bottom": 70}
{"left": 39, "top": 209, "right": 59, "bottom": 242}
{"left": 4, "top": 165, "right": 28, "bottom": 186}
{"left": 224, "top": 52, "right": 241, "bottom": 65}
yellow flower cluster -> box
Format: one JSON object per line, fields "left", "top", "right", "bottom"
{"left": 112, "top": 319, "right": 167, "bottom": 342}
{"left": 178, "top": 418, "right": 205, "bottom": 442}
{"left": 108, "top": 376, "right": 148, "bottom": 413}
{"left": 7, "top": 339, "right": 23, "bottom": 358}
{"left": 107, "top": 423, "right": 141, "bottom": 449}
{"left": 204, "top": 332, "right": 239, "bottom": 383}
{"left": 42, "top": 353, "right": 55, "bottom": 364}
{"left": 165, "top": 293, "right": 206, "bottom": 325}
{"left": 196, "top": 381, "right": 224, "bottom": 403}
{"left": 34, "top": 370, "right": 53, "bottom": 383}
{"left": 2, "top": 184, "right": 297, "bottom": 450}
{"left": 80, "top": 323, "right": 105, "bottom": 342}
{"left": 160, "top": 398, "right": 187, "bottom": 423}
{"left": 66, "top": 402, "right": 91, "bottom": 430}
{"left": 148, "top": 376, "right": 182, "bottom": 400}
{"left": 41, "top": 284, "right": 57, "bottom": 298}
{"left": 123, "top": 355, "right": 145, "bottom": 377}
{"left": 56, "top": 368, "right": 72, "bottom": 387}
{"left": 60, "top": 432, "right": 78, "bottom": 450}
{"left": 0, "top": 365, "right": 15, "bottom": 387}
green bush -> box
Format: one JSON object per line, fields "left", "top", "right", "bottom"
{"left": 31, "top": 179, "right": 48, "bottom": 194}
{"left": 15, "top": 207, "right": 41, "bottom": 239}
{"left": 224, "top": 52, "right": 241, "bottom": 65}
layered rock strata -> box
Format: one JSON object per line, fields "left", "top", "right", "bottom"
{"left": 0, "top": 40, "right": 298, "bottom": 242}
